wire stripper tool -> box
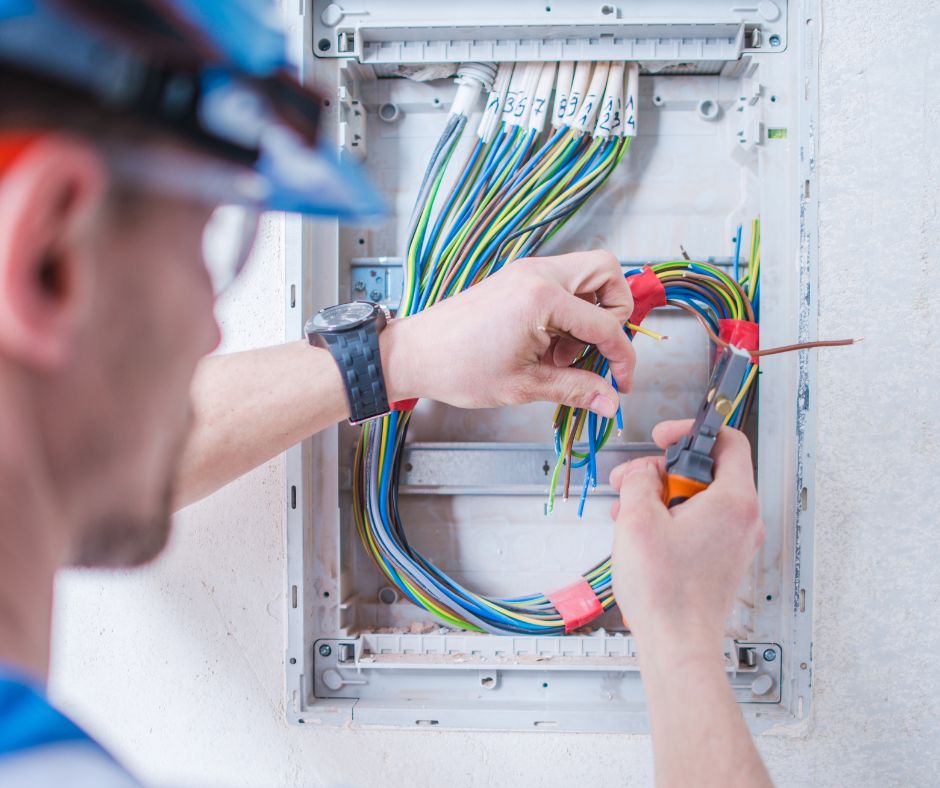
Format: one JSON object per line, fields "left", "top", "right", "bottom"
{"left": 662, "top": 345, "right": 752, "bottom": 508}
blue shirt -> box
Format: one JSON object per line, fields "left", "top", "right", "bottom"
{"left": 0, "top": 668, "right": 138, "bottom": 786}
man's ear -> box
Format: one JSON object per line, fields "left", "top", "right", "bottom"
{"left": 0, "top": 134, "right": 106, "bottom": 370}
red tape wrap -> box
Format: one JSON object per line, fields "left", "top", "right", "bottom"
{"left": 718, "top": 319, "right": 760, "bottom": 364}
{"left": 547, "top": 578, "right": 604, "bottom": 633}
{"left": 390, "top": 398, "right": 419, "bottom": 412}
{"left": 627, "top": 266, "right": 667, "bottom": 326}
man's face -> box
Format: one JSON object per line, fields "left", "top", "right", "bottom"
{"left": 48, "top": 181, "right": 220, "bottom": 567}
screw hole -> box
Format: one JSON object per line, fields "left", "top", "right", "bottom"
{"left": 358, "top": 238, "right": 365, "bottom": 245}
{"left": 404, "top": 462, "right": 413, "bottom": 472}
{"left": 770, "top": 95, "right": 777, "bottom": 102}
{"left": 323, "top": 99, "right": 331, "bottom": 108}
{"left": 298, "top": 718, "right": 306, "bottom": 724}
{"left": 769, "top": 34, "right": 781, "bottom": 47}
{"left": 323, "top": 591, "right": 330, "bottom": 598}
{"left": 317, "top": 38, "right": 331, "bottom": 52}
{"left": 542, "top": 682, "right": 549, "bottom": 688}
{"left": 290, "top": 657, "right": 296, "bottom": 664}
{"left": 545, "top": 5, "right": 551, "bottom": 10}
{"left": 652, "top": 95, "right": 664, "bottom": 107}
{"left": 766, "top": 594, "right": 773, "bottom": 602}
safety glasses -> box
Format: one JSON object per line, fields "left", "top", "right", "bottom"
{"left": 106, "top": 142, "right": 264, "bottom": 296}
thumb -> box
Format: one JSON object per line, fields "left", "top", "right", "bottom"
{"left": 617, "top": 461, "right": 666, "bottom": 525}
{"left": 536, "top": 365, "right": 619, "bottom": 418}
{"left": 651, "top": 419, "right": 696, "bottom": 449}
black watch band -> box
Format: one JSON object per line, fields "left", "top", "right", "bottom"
{"left": 306, "top": 302, "right": 391, "bottom": 425}
{"left": 319, "top": 326, "right": 390, "bottom": 424}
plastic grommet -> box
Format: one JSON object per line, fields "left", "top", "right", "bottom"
{"left": 697, "top": 99, "right": 720, "bottom": 121}
{"left": 378, "top": 102, "right": 401, "bottom": 123}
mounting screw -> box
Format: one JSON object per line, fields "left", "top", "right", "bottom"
{"left": 762, "top": 648, "right": 777, "bottom": 662}
{"left": 769, "top": 34, "right": 781, "bottom": 47}
{"left": 369, "top": 290, "right": 383, "bottom": 301}
{"left": 354, "top": 280, "right": 365, "bottom": 291}
{"left": 318, "top": 643, "right": 332, "bottom": 657}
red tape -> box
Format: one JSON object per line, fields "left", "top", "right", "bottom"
{"left": 547, "top": 578, "right": 604, "bottom": 633}
{"left": 627, "top": 266, "right": 667, "bottom": 326}
{"left": 718, "top": 319, "right": 760, "bottom": 364}
{"left": 390, "top": 398, "right": 419, "bottom": 412}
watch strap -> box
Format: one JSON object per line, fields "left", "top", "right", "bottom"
{"left": 321, "top": 323, "right": 390, "bottom": 424}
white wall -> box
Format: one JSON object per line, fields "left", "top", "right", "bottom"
{"left": 49, "top": 3, "right": 940, "bottom": 786}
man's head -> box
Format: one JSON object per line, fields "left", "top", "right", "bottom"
{"left": 0, "top": 124, "right": 220, "bottom": 567}
{"left": 0, "top": 0, "right": 381, "bottom": 572}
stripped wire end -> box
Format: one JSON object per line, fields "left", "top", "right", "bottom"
{"left": 627, "top": 322, "right": 668, "bottom": 341}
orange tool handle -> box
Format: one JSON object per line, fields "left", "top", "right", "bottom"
{"left": 663, "top": 473, "right": 709, "bottom": 508}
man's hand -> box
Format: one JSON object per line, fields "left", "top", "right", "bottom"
{"left": 382, "top": 250, "right": 635, "bottom": 418}
{"left": 609, "top": 420, "right": 764, "bottom": 644}
{"left": 609, "top": 421, "right": 772, "bottom": 788}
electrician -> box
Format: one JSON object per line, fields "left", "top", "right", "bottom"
{"left": 0, "top": 1, "right": 769, "bottom": 785}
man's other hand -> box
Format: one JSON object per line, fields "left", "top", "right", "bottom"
{"left": 383, "top": 249, "right": 635, "bottom": 417}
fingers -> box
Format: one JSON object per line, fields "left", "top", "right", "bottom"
{"left": 542, "top": 289, "right": 636, "bottom": 391}
{"left": 708, "top": 427, "right": 757, "bottom": 495}
{"left": 609, "top": 455, "right": 666, "bottom": 491}
{"left": 651, "top": 419, "right": 695, "bottom": 449}
{"left": 535, "top": 365, "right": 620, "bottom": 418}
{"left": 649, "top": 419, "right": 757, "bottom": 502}
{"left": 551, "top": 332, "right": 588, "bottom": 367}
{"left": 532, "top": 249, "right": 634, "bottom": 324}
{"left": 615, "top": 460, "right": 666, "bottom": 524}
{"left": 608, "top": 420, "right": 692, "bottom": 491}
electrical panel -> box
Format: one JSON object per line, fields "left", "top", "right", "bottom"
{"left": 284, "top": 0, "right": 819, "bottom": 732}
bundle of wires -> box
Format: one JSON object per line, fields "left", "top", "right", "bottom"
{"left": 549, "top": 242, "right": 761, "bottom": 516}
{"left": 352, "top": 60, "right": 640, "bottom": 635}
{"left": 550, "top": 217, "right": 855, "bottom": 514}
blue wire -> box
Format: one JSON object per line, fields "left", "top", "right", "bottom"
{"left": 418, "top": 138, "right": 485, "bottom": 268}
{"left": 733, "top": 224, "right": 742, "bottom": 282}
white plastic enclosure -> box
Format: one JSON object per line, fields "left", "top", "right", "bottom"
{"left": 284, "top": 0, "right": 819, "bottom": 732}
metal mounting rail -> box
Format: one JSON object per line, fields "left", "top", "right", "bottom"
{"left": 375, "top": 441, "right": 660, "bottom": 496}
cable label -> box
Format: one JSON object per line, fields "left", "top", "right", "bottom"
{"left": 624, "top": 63, "right": 639, "bottom": 137}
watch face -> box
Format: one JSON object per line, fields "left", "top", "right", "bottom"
{"left": 311, "top": 301, "right": 375, "bottom": 332}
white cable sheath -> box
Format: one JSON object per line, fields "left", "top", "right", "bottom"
{"left": 575, "top": 60, "right": 609, "bottom": 133}
{"left": 505, "top": 62, "right": 540, "bottom": 128}
{"left": 624, "top": 62, "right": 639, "bottom": 137}
{"left": 551, "top": 61, "right": 574, "bottom": 129}
{"left": 563, "top": 61, "right": 593, "bottom": 129}
{"left": 478, "top": 61, "right": 512, "bottom": 141}
{"left": 528, "top": 61, "right": 557, "bottom": 134}
{"left": 450, "top": 62, "right": 497, "bottom": 118}
{"left": 501, "top": 62, "right": 528, "bottom": 128}
{"left": 593, "top": 61, "right": 624, "bottom": 138}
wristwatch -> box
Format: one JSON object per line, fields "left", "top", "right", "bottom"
{"left": 305, "top": 301, "right": 391, "bottom": 425}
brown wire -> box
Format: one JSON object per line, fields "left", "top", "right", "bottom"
{"left": 673, "top": 302, "right": 859, "bottom": 356}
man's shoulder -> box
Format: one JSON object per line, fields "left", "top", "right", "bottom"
{"left": 0, "top": 669, "right": 139, "bottom": 787}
